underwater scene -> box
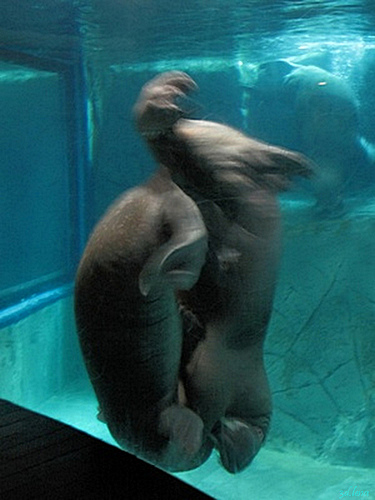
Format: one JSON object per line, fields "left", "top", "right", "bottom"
{"left": 1, "top": 1, "right": 375, "bottom": 498}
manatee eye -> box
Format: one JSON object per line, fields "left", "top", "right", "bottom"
{"left": 160, "top": 221, "right": 173, "bottom": 243}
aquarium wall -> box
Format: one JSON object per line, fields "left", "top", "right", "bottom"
{"left": 269, "top": 207, "right": 375, "bottom": 468}
{"left": 0, "top": 1, "right": 375, "bottom": 498}
{"left": 0, "top": 2, "right": 88, "bottom": 409}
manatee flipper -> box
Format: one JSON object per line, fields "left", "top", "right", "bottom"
{"left": 139, "top": 183, "right": 208, "bottom": 296}
{"left": 212, "top": 418, "right": 264, "bottom": 474}
{"left": 158, "top": 404, "right": 204, "bottom": 456}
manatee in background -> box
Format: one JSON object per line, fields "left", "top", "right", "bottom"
{"left": 75, "top": 71, "right": 313, "bottom": 473}
{"left": 245, "top": 59, "right": 375, "bottom": 212}
{"left": 355, "top": 47, "right": 375, "bottom": 144}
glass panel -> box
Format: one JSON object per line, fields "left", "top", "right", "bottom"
{"left": 0, "top": 62, "right": 73, "bottom": 309}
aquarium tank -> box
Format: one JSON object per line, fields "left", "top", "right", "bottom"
{"left": 0, "top": 1, "right": 375, "bottom": 498}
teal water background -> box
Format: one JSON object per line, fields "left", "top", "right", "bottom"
{"left": 0, "top": 1, "right": 375, "bottom": 499}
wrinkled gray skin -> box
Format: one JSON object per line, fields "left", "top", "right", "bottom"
{"left": 75, "top": 72, "right": 313, "bottom": 473}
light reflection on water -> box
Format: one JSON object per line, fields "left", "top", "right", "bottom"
{"left": 77, "top": 0, "right": 375, "bottom": 65}
{"left": 1, "top": 1, "right": 375, "bottom": 67}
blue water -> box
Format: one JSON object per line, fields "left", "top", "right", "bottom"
{"left": 1, "top": 1, "right": 375, "bottom": 498}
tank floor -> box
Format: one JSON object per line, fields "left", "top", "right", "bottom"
{"left": 35, "top": 380, "right": 375, "bottom": 500}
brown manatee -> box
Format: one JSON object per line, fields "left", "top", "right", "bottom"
{"left": 75, "top": 167, "right": 212, "bottom": 471}
{"left": 75, "top": 71, "right": 313, "bottom": 473}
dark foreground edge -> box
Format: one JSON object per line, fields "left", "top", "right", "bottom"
{"left": 0, "top": 399, "right": 214, "bottom": 499}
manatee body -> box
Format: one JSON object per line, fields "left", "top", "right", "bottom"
{"left": 246, "top": 60, "right": 374, "bottom": 211}
{"left": 75, "top": 168, "right": 212, "bottom": 471}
